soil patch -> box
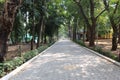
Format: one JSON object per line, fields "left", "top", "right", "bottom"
{"left": 85, "top": 39, "right": 120, "bottom": 56}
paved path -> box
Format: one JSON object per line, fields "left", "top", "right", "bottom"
{"left": 9, "top": 40, "right": 120, "bottom": 80}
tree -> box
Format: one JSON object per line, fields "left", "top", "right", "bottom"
{"left": 36, "top": 0, "right": 46, "bottom": 48}
{"left": 103, "top": 0, "right": 120, "bottom": 50}
{"left": 44, "top": 0, "right": 64, "bottom": 42}
{"left": 11, "top": 10, "right": 25, "bottom": 44}
{"left": 73, "top": 0, "right": 106, "bottom": 47}
{"left": 0, "top": 0, "right": 22, "bottom": 62}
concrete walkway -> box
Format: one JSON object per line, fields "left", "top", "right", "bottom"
{"left": 9, "top": 40, "right": 120, "bottom": 80}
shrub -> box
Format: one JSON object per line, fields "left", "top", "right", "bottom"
{"left": 0, "top": 42, "right": 54, "bottom": 77}
{"left": 22, "top": 49, "right": 38, "bottom": 61}
{"left": 92, "top": 46, "right": 118, "bottom": 61}
{"left": 37, "top": 45, "right": 48, "bottom": 53}
{"left": 0, "top": 63, "right": 5, "bottom": 77}
{"left": 74, "top": 40, "right": 86, "bottom": 47}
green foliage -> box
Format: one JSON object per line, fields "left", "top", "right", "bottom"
{"left": 37, "top": 45, "right": 48, "bottom": 53}
{"left": 0, "top": 0, "right": 4, "bottom": 12}
{"left": 3, "top": 57, "right": 25, "bottom": 72}
{"left": 0, "top": 63, "right": 5, "bottom": 77}
{"left": 93, "top": 46, "right": 118, "bottom": 61}
{"left": 0, "top": 57, "right": 25, "bottom": 77}
{"left": 11, "top": 10, "right": 25, "bottom": 44}
{"left": 74, "top": 40, "right": 86, "bottom": 47}
{"left": 0, "top": 43, "right": 54, "bottom": 77}
{"left": 22, "top": 49, "right": 38, "bottom": 61}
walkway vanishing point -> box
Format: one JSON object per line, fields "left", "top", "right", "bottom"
{"left": 5, "top": 39, "right": 120, "bottom": 80}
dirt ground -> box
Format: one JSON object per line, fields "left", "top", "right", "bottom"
{"left": 5, "top": 43, "right": 36, "bottom": 60}
{"left": 85, "top": 39, "right": 120, "bottom": 56}
{"left": 6, "top": 39, "right": 120, "bottom": 60}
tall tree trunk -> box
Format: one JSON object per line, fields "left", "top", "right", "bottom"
{"left": 31, "top": 0, "right": 35, "bottom": 50}
{"left": 0, "top": 0, "right": 22, "bottom": 62}
{"left": 89, "top": 0, "right": 96, "bottom": 47}
{"left": 89, "top": 26, "right": 96, "bottom": 47}
{"left": 83, "top": 24, "right": 86, "bottom": 42}
{"left": 111, "top": 29, "right": 118, "bottom": 51}
{"left": 36, "top": 0, "right": 45, "bottom": 48}
{"left": 73, "top": 20, "right": 77, "bottom": 41}
{"left": 41, "top": 21, "right": 45, "bottom": 44}
{"left": 37, "top": 18, "right": 42, "bottom": 48}
{"left": 110, "top": 17, "right": 118, "bottom": 51}
{"left": 73, "top": 26, "right": 77, "bottom": 41}
{"left": 86, "top": 27, "right": 90, "bottom": 41}
{"left": 31, "top": 24, "right": 35, "bottom": 50}
{"left": 44, "top": 35, "right": 47, "bottom": 44}
{"left": 0, "top": 32, "right": 9, "bottom": 61}
{"left": 68, "top": 20, "right": 72, "bottom": 39}
{"left": 118, "top": 24, "right": 120, "bottom": 44}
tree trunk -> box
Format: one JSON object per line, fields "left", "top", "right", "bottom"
{"left": 86, "top": 27, "right": 90, "bottom": 41}
{"left": 31, "top": 1, "right": 35, "bottom": 50}
{"left": 44, "top": 35, "right": 47, "bottom": 44}
{"left": 89, "top": 26, "right": 96, "bottom": 47}
{"left": 110, "top": 17, "right": 118, "bottom": 51}
{"left": 83, "top": 25, "right": 86, "bottom": 42}
{"left": 73, "top": 26, "right": 77, "bottom": 41}
{"left": 73, "top": 18, "right": 77, "bottom": 41}
{"left": 36, "top": 0, "right": 46, "bottom": 48}
{"left": 49, "top": 37, "right": 52, "bottom": 43}
{"left": 0, "top": 0, "right": 22, "bottom": 62}
{"left": 73, "top": 27, "right": 77, "bottom": 41}
{"left": 111, "top": 30, "right": 118, "bottom": 51}
{"left": 41, "top": 21, "right": 45, "bottom": 44}
{"left": 37, "top": 17, "right": 42, "bottom": 48}
{"left": 118, "top": 24, "right": 120, "bottom": 44}
{"left": 0, "top": 31, "right": 9, "bottom": 62}
{"left": 68, "top": 20, "right": 72, "bottom": 39}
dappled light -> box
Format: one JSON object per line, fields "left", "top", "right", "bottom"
{"left": 0, "top": 0, "right": 120, "bottom": 79}
{"left": 10, "top": 40, "right": 120, "bottom": 80}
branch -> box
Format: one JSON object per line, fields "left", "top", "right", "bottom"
{"left": 73, "top": 0, "right": 91, "bottom": 27}
{"left": 103, "top": 0, "right": 109, "bottom": 11}
{"left": 95, "top": 9, "right": 106, "bottom": 19}
{"left": 113, "top": 1, "right": 119, "bottom": 14}
{"left": 90, "top": 0, "right": 94, "bottom": 20}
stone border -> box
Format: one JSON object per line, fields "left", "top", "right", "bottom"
{"left": 81, "top": 45, "right": 120, "bottom": 67}
{"left": 73, "top": 41, "right": 120, "bottom": 67}
{"left": 0, "top": 42, "right": 57, "bottom": 80}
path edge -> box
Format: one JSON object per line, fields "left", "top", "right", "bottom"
{"left": 73, "top": 41, "right": 120, "bottom": 67}
{"left": 0, "top": 41, "right": 57, "bottom": 80}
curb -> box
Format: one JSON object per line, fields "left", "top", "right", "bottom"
{"left": 0, "top": 41, "right": 57, "bottom": 80}
{"left": 82, "top": 46, "right": 120, "bottom": 67}
{"left": 73, "top": 41, "right": 120, "bottom": 67}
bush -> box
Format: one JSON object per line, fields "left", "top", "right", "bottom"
{"left": 23, "top": 49, "right": 38, "bottom": 61}
{"left": 3, "top": 57, "right": 25, "bottom": 73}
{"left": 37, "top": 45, "right": 48, "bottom": 53}
{"left": 92, "top": 46, "right": 118, "bottom": 61}
{"left": 0, "top": 63, "right": 5, "bottom": 77}
{"left": 0, "top": 42, "right": 54, "bottom": 77}
{"left": 74, "top": 40, "right": 86, "bottom": 47}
